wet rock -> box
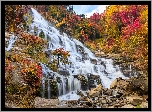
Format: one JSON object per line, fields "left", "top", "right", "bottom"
{"left": 90, "top": 59, "right": 97, "bottom": 64}
{"left": 45, "top": 50, "right": 52, "bottom": 57}
{"left": 100, "top": 54, "right": 108, "bottom": 58}
{"left": 58, "top": 70, "right": 70, "bottom": 76}
{"left": 73, "top": 75, "right": 79, "bottom": 78}
{"left": 77, "top": 90, "right": 87, "bottom": 97}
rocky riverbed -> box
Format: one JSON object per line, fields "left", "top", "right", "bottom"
{"left": 33, "top": 76, "right": 148, "bottom": 108}
{"left": 5, "top": 75, "right": 148, "bottom": 108}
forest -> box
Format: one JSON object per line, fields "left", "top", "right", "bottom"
{"left": 5, "top": 5, "right": 148, "bottom": 108}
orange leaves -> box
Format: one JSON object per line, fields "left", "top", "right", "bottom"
{"left": 5, "top": 5, "right": 27, "bottom": 32}
{"left": 52, "top": 48, "right": 70, "bottom": 58}
{"left": 21, "top": 32, "right": 45, "bottom": 46}
{"left": 20, "top": 60, "right": 42, "bottom": 87}
{"left": 5, "top": 58, "right": 14, "bottom": 73}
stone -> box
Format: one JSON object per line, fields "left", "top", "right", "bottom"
{"left": 104, "top": 89, "right": 112, "bottom": 96}
{"left": 131, "top": 99, "right": 143, "bottom": 106}
{"left": 88, "top": 84, "right": 102, "bottom": 97}
{"left": 91, "top": 84, "right": 102, "bottom": 92}
{"left": 56, "top": 104, "right": 68, "bottom": 108}
{"left": 129, "top": 77, "right": 148, "bottom": 95}
{"left": 58, "top": 70, "right": 70, "bottom": 76}
{"left": 90, "top": 59, "right": 97, "bottom": 64}
{"left": 88, "top": 91, "right": 100, "bottom": 97}
{"left": 110, "top": 77, "right": 130, "bottom": 93}
{"left": 110, "top": 78, "right": 118, "bottom": 89}
{"left": 126, "top": 95, "right": 143, "bottom": 106}
{"left": 114, "top": 103, "right": 121, "bottom": 108}
{"left": 112, "top": 90, "right": 118, "bottom": 97}
{"left": 121, "top": 104, "right": 135, "bottom": 108}
{"left": 140, "top": 102, "right": 148, "bottom": 108}
{"left": 142, "top": 95, "right": 148, "bottom": 101}
{"left": 101, "top": 100, "right": 107, "bottom": 104}
{"left": 108, "top": 106, "right": 114, "bottom": 108}
{"left": 34, "top": 97, "right": 59, "bottom": 108}
{"left": 102, "top": 104, "right": 108, "bottom": 108}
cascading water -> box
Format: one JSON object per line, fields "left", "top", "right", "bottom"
{"left": 29, "top": 7, "right": 130, "bottom": 100}
{"left": 6, "top": 7, "right": 131, "bottom": 101}
{"left": 5, "top": 35, "right": 18, "bottom": 51}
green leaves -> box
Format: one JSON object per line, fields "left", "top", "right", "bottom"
{"left": 39, "top": 30, "right": 45, "bottom": 38}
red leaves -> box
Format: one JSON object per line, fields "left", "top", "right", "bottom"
{"left": 36, "top": 64, "right": 42, "bottom": 78}
{"left": 122, "top": 18, "right": 141, "bottom": 40}
{"left": 5, "top": 64, "right": 13, "bottom": 72}
{"left": 90, "top": 13, "right": 100, "bottom": 23}
{"left": 52, "top": 48, "right": 70, "bottom": 57}
{"left": 21, "top": 32, "right": 44, "bottom": 45}
{"left": 5, "top": 5, "right": 27, "bottom": 32}
{"left": 15, "top": 18, "right": 20, "bottom": 21}
{"left": 107, "top": 38, "right": 115, "bottom": 46}
{"left": 5, "top": 59, "right": 13, "bottom": 72}
{"left": 20, "top": 60, "right": 42, "bottom": 87}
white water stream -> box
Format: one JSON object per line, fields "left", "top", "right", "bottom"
{"left": 6, "top": 7, "right": 129, "bottom": 101}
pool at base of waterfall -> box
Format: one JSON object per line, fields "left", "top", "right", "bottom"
{"left": 58, "top": 91, "right": 80, "bottom": 101}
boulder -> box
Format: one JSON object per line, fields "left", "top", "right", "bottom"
{"left": 88, "top": 91, "right": 100, "bottom": 97}
{"left": 126, "top": 77, "right": 148, "bottom": 95}
{"left": 110, "top": 78, "right": 118, "bottom": 89}
{"left": 88, "top": 84, "right": 102, "bottom": 97}
{"left": 58, "top": 70, "right": 70, "bottom": 76}
{"left": 140, "top": 102, "right": 148, "bottom": 108}
{"left": 104, "top": 89, "right": 112, "bottom": 96}
{"left": 91, "top": 84, "right": 102, "bottom": 92}
{"left": 90, "top": 59, "right": 97, "bottom": 65}
{"left": 126, "top": 95, "right": 143, "bottom": 106}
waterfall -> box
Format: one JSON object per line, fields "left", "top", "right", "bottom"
{"left": 73, "top": 78, "right": 81, "bottom": 91}
{"left": 6, "top": 35, "right": 18, "bottom": 51}
{"left": 30, "top": 8, "right": 129, "bottom": 98}
{"left": 42, "top": 77, "right": 45, "bottom": 98}
{"left": 61, "top": 77, "right": 66, "bottom": 95}
{"left": 68, "top": 76, "right": 74, "bottom": 92}
{"left": 48, "top": 79, "right": 51, "bottom": 99}
{"left": 57, "top": 82, "right": 62, "bottom": 96}
{"left": 6, "top": 8, "right": 129, "bottom": 100}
